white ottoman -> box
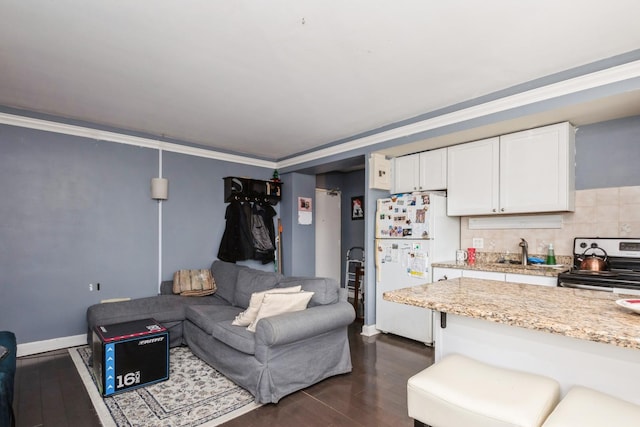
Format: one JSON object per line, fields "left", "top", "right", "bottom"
{"left": 407, "top": 354, "right": 560, "bottom": 427}
{"left": 542, "top": 386, "right": 640, "bottom": 427}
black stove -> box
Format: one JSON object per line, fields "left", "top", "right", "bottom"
{"left": 557, "top": 237, "right": 640, "bottom": 294}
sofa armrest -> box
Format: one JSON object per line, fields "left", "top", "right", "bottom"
{"left": 255, "top": 301, "right": 355, "bottom": 347}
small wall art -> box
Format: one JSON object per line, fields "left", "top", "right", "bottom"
{"left": 351, "top": 195, "right": 364, "bottom": 220}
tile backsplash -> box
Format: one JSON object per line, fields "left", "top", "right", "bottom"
{"left": 460, "top": 185, "right": 640, "bottom": 257}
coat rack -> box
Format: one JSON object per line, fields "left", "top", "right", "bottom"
{"left": 223, "top": 177, "right": 282, "bottom": 205}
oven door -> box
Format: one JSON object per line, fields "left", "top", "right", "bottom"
{"left": 558, "top": 280, "right": 640, "bottom": 296}
{"left": 558, "top": 281, "right": 613, "bottom": 292}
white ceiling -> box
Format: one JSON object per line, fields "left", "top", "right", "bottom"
{"left": 1, "top": 1, "right": 640, "bottom": 161}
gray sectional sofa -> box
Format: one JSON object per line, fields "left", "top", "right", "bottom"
{"left": 86, "top": 260, "right": 355, "bottom": 403}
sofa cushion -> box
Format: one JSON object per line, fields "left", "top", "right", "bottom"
{"left": 210, "top": 260, "right": 247, "bottom": 305}
{"left": 277, "top": 277, "right": 339, "bottom": 307}
{"left": 234, "top": 268, "right": 283, "bottom": 309}
{"left": 87, "top": 294, "right": 223, "bottom": 328}
{"left": 185, "top": 305, "right": 244, "bottom": 335}
{"left": 247, "top": 291, "right": 314, "bottom": 332}
{"left": 232, "top": 286, "right": 302, "bottom": 327}
{"left": 211, "top": 321, "right": 256, "bottom": 355}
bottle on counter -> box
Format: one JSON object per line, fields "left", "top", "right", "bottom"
{"left": 546, "top": 243, "right": 556, "bottom": 265}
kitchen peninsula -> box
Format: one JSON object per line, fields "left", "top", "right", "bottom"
{"left": 384, "top": 278, "right": 640, "bottom": 405}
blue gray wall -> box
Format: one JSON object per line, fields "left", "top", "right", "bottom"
{"left": 161, "top": 151, "right": 277, "bottom": 276}
{"left": 0, "top": 125, "right": 157, "bottom": 343}
{"left": 280, "top": 172, "right": 316, "bottom": 277}
{"left": 575, "top": 116, "right": 640, "bottom": 189}
{"left": 0, "top": 124, "right": 275, "bottom": 344}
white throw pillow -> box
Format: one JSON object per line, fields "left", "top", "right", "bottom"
{"left": 247, "top": 291, "right": 314, "bottom": 332}
{"left": 232, "top": 286, "right": 301, "bottom": 327}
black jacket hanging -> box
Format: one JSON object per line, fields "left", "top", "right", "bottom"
{"left": 217, "top": 200, "right": 254, "bottom": 263}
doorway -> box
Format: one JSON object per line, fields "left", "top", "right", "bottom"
{"left": 315, "top": 188, "right": 341, "bottom": 283}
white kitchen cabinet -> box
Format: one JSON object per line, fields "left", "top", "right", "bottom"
{"left": 392, "top": 148, "right": 447, "bottom": 193}
{"left": 505, "top": 273, "right": 557, "bottom": 287}
{"left": 462, "top": 269, "right": 504, "bottom": 281}
{"left": 433, "top": 267, "right": 503, "bottom": 281}
{"left": 418, "top": 149, "right": 447, "bottom": 191}
{"left": 447, "top": 137, "right": 500, "bottom": 215}
{"left": 447, "top": 122, "right": 575, "bottom": 216}
{"left": 433, "top": 266, "right": 558, "bottom": 287}
{"left": 392, "top": 154, "right": 419, "bottom": 193}
{"left": 499, "top": 123, "right": 575, "bottom": 214}
{"left": 433, "top": 267, "right": 463, "bottom": 281}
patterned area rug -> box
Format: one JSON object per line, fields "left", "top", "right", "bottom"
{"left": 69, "top": 345, "right": 260, "bottom": 427}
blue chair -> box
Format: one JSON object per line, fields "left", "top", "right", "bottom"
{"left": 0, "top": 331, "right": 16, "bottom": 427}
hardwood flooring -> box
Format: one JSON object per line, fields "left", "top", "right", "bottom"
{"left": 14, "top": 348, "right": 101, "bottom": 427}
{"left": 14, "top": 321, "right": 433, "bottom": 426}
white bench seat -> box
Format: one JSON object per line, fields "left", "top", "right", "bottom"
{"left": 407, "top": 354, "right": 560, "bottom": 427}
{"left": 542, "top": 386, "right": 640, "bottom": 427}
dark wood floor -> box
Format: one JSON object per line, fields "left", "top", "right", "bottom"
{"left": 14, "top": 321, "right": 433, "bottom": 426}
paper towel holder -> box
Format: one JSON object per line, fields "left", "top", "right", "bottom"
{"left": 151, "top": 178, "right": 168, "bottom": 200}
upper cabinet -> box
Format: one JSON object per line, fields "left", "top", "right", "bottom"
{"left": 391, "top": 148, "right": 447, "bottom": 193}
{"left": 447, "top": 122, "right": 575, "bottom": 216}
{"left": 447, "top": 137, "right": 500, "bottom": 215}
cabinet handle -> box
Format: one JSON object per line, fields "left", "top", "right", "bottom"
{"left": 500, "top": 208, "right": 505, "bottom": 212}
{"left": 492, "top": 208, "right": 497, "bottom": 212}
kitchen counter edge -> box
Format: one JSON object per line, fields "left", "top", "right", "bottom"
{"left": 432, "top": 261, "right": 569, "bottom": 277}
{"left": 384, "top": 277, "right": 640, "bottom": 350}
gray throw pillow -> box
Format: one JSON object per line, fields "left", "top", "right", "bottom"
{"left": 210, "top": 260, "right": 247, "bottom": 305}
{"left": 233, "top": 268, "right": 283, "bottom": 309}
{"left": 276, "top": 277, "right": 339, "bottom": 307}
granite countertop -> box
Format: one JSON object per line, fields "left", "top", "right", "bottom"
{"left": 431, "top": 261, "right": 570, "bottom": 277}
{"left": 383, "top": 278, "right": 640, "bottom": 350}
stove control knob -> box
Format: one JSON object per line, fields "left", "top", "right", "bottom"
{"left": 591, "top": 243, "right": 598, "bottom": 248}
{"left": 580, "top": 242, "right": 587, "bottom": 248}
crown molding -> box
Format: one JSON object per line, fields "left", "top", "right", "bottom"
{"left": 278, "top": 59, "right": 640, "bottom": 169}
{"left": 2, "top": 59, "right": 639, "bottom": 171}
{"left": 0, "top": 112, "right": 277, "bottom": 169}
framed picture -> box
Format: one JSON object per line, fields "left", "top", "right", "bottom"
{"left": 351, "top": 196, "right": 364, "bottom": 220}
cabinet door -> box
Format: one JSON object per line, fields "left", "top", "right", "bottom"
{"left": 392, "top": 154, "right": 420, "bottom": 193}
{"left": 462, "top": 269, "right": 505, "bottom": 281}
{"left": 500, "top": 123, "right": 575, "bottom": 213}
{"left": 433, "top": 267, "right": 463, "bottom": 281}
{"left": 505, "top": 273, "right": 558, "bottom": 287}
{"left": 419, "top": 148, "right": 447, "bottom": 191}
{"left": 447, "top": 137, "right": 500, "bottom": 215}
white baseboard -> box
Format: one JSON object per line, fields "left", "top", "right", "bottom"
{"left": 17, "top": 334, "right": 87, "bottom": 357}
{"left": 360, "top": 324, "right": 381, "bottom": 337}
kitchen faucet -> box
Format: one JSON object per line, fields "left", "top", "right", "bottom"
{"left": 519, "top": 238, "right": 529, "bottom": 265}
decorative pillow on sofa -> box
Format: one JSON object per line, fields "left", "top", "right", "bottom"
{"left": 247, "top": 291, "right": 314, "bottom": 332}
{"left": 173, "top": 269, "right": 217, "bottom": 296}
{"left": 232, "top": 286, "right": 302, "bottom": 327}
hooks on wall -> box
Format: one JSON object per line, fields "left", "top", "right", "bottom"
{"left": 223, "top": 177, "right": 282, "bottom": 205}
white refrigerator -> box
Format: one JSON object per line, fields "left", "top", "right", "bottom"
{"left": 375, "top": 192, "right": 459, "bottom": 344}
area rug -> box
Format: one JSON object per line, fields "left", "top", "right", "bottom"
{"left": 69, "top": 345, "right": 260, "bottom": 427}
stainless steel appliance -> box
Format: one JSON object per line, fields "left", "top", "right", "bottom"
{"left": 557, "top": 237, "right": 640, "bottom": 294}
